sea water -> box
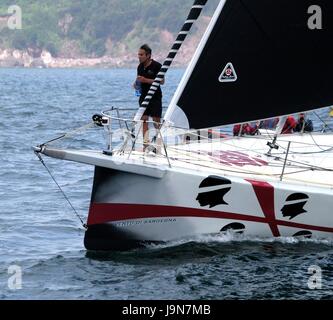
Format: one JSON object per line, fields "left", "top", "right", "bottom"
{"left": 0, "top": 68, "right": 332, "bottom": 300}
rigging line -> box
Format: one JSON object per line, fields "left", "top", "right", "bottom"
{"left": 169, "top": 146, "right": 333, "bottom": 187}
{"left": 168, "top": 141, "right": 270, "bottom": 163}
{"left": 176, "top": 137, "right": 333, "bottom": 172}
{"left": 34, "top": 151, "right": 87, "bottom": 230}
{"left": 276, "top": 144, "right": 333, "bottom": 155}
{"left": 274, "top": 134, "right": 333, "bottom": 154}
{"left": 271, "top": 154, "right": 333, "bottom": 172}
{"left": 166, "top": 145, "right": 329, "bottom": 181}
{"left": 206, "top": 139, "right": 271, "bottom": 156}
{"left": 309, "top": 132, "right": 333, "bottom": 152}
{"left": 241, "top": 133, "right": 333, "bottom": 147}
{"left": 167, "top": 146, "right": 280, "bottom": 176}
{"left": 269, "top": 151, "right": 333, "bottom": 172}
{"left": 163, "top": 141, "right": 333, "bottom": 186}
{"left": 40, "top": 122, "right": 95, "bottom": 146}
{"left": 213, "top": 134, "right": 333, "bottom": 156}
{"left": 169, "top": 143, "right": 333, "bottom": 173}
{"left": 314, "top": 111, "right": 333, "bottom": 132}
{"left": 265, "top": 140, "right": 333, "bottom": 171}
{"left": 169, "top": 154, "right": 316, "bottom": 179}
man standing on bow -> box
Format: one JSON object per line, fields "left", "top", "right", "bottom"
{"left": 134, "top": 44, "right": 164, "bottom": 149}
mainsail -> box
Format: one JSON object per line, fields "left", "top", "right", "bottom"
{"left": 165, "top": 0, "right": 333, "bottom": 129}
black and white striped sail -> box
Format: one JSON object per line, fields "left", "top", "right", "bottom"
{"left": 164, "top": 0, "right": 333, "bottom": 129}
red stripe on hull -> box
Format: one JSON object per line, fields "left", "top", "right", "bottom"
{"left": 88, "top": 203, "right": 267, "bottom": 225}
{"left": 88, "top": 203, "right": 333, "bottom": 234}
{"left": 247, "top": 180, "right": 280, "bottom": 237}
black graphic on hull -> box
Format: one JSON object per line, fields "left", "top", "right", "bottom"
{"left": 84, "top": 223, "right": 161, "bottom": 251}
{"left": 293, "top": 231, "right": 312, "bottom": 239}
{"left": 281, "top": 193, "right": 309, "bottom": 220}
{"left": 221, "top": 223, "right": 245, "bottom": 234}
{"left": 196, "top": 176, "right": 232, "bottom": 208}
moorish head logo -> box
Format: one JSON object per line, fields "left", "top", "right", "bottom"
{"left": 281, "top": 193, "right": 309, "bottom": 220}
{"left": 196, "top": 176, "right": 232, "bottom": 208}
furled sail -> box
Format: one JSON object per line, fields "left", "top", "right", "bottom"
{"left": 164, "top": 0, "right": 333, "bottom": 129}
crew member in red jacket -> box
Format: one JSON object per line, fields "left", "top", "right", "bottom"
{"left": 281, "top": 116, "right": 297, "bottom": 134}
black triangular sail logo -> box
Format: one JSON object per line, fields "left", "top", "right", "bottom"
{"left": 219, "top": 62, "right": 237, "bottom": 83}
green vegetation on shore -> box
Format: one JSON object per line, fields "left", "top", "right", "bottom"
{"left": 0, "top": 0, "right": 219, "bottom": 57}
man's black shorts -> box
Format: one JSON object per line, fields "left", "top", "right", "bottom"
{"left": 139, "top": 97, "right": 162, "bottom": 118}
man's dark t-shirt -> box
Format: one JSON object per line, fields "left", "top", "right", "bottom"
{"left": 137, "top": 60, "right": 162, "bottom": 101}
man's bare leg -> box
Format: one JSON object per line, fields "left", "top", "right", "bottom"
{"left": 142, "top": 115, "right": 150, "bottom": 151}
{"left": 152, "top": 117, "right": 162, "bottom": 153}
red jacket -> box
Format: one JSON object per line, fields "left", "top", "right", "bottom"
{"left": 282, "top": 116, "right": 297, "bottom": 134}
{"left": 233, "top": 123, "right": 258, "bottom": 136}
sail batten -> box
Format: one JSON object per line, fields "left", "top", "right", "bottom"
{"left": 165, "top": 0, "right": 333, "bottom": 129}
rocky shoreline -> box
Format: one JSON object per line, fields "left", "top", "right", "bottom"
{"left": 0, "top": 48, "right": 191, "bottom": 68}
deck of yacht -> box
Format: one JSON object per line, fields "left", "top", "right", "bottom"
{"left": 40, "top": 132, "right": 333, "bottom": 190}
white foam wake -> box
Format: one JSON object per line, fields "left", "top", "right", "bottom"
{"left": 145, "top": 232, "right": 333, "bottom": 250}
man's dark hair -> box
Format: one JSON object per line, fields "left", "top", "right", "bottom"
{"left": 140, "top": 44, "right": 152, "bottom": 56}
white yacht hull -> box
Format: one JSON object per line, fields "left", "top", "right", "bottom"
{"left": 85, "top": 163, "right": 333, "bottom": 250}
{"left": 37, "top": 132, "right": 333, "bottom": 251}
